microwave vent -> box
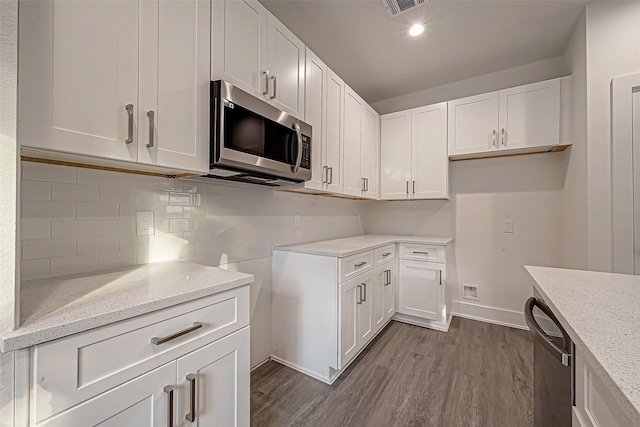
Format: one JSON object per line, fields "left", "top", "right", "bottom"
{"left": 382, "top": 0, "right": 428, "bottom": 18}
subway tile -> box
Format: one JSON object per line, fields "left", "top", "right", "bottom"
{"left": 21, "top": 258, "right": 50, "bottom": 281}
{"left": 77, "top": 236, "right": 120, "bottom": 255}
{"left": 51, "top": 219, "right": 99, "bottom": 238}
{"left": 23, "top": 238, "right": 76, "bottom": 260}
{"left": 151, "top": 232, "right": 186, "bottom": 248}
{"left": 169, "top": 193, "right": 195, "bottom": 206}
{"left": 100, "top": 218, "right": 135, "bottom": 237}
{"left": 119, "top": 174, "right": 156, "bottom": 190}
{"left": 77, "top": 203, "right": 119, "bottom": 219}
{"left": 137, "top": 190, "right": 164, "bottom": 205}
{"left": 52, "top": 183, "right": 99, "bottom": 202}
{"left": 169, "top": 218, "right": 195, "bottom": 233}
{"left": 21, "top": 220, "right": 51, "bottom": 240}
{"left": 99, "top": 250, "right": 137, "bottom": 269}
{"left": 182, "top": 206, "right": 206, "bottom": 219}
{"left": 21, "top": 162, "right": 76, "bottom": 183}
{"left": 99, "top": 186, "right": 138, "bottom": 204}
{"left": 77, "top": 168, "right": 120, "bottom": 187}
{"left": 50, "top": 254, "right": 98, "bottom": 276}
{"left": 206, "top": 183, "right": 230, "bottom": 196}
{"left": 120, "top": 235, "right": 152, "bottom": 252}
{"left": 154, "top": 205, "right": 183, "bottom": 219}
{"left": 119, "top": 204, "right": 154, "bottom": 218}
{"left": 22, "top": 201, "right": 76, "bottom": 219}
{"left": 154, "top": 178, "right": 184, "bottom": 192}
{"left": 21, "top": 181, "right": 51, "bottom": 201}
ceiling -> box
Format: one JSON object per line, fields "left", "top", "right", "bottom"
{"left": 260, "top": 0, "right": 588, "bottom": 104}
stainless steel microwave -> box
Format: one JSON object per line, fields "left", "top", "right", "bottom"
{"left": 206, "top": 80, "right": 312, "bottom": 186}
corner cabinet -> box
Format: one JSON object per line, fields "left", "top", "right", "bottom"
{"left": 448, "top": 77, "right": 569, "bottom": 160}
{"left": 211, "top": 0, "right": 305, "bottom": 120}
{"left": 380, "top": 103, "right": 448, "bottom": 200}
{"left": 19, "top": 0, "right": 210, "bottom": 175}
{"left": 25, "top": 287, "right": 250, "bottom": 427}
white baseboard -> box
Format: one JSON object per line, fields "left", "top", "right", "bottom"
{"left": 452, "top": 301, "right": 528, "bottom": 330}
{"left": 251, "top": 357, "right": 272, "bottom": 371}
{"left": 270, "top": 355, "right": 335, "bottom": 385}
{"left": 392, "top": 312, "right": 453, "bottom": 332}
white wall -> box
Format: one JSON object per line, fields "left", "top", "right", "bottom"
{"left": 0, "top": 0, "right": 19, "bottom": 425}
{"left": 585, "top": 2, "right": 640, "bottom": 272}
{"left": 561, "top": 11, "right": 588, "bottom": 270}
{"left": 18, "top": 162, "right": 365, "bottom": 367}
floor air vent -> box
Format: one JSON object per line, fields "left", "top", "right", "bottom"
{"left": 382, "top": 0, "right": 428, "bottom": 18}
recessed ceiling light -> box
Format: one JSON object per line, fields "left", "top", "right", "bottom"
{"left": 409, "top": 24, "right": 425, "bottom": 37}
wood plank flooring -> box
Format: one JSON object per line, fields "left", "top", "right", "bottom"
{"left": 251, "top": 317, "right": 533, "bottom": 427}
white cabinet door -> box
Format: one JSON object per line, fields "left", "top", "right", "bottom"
{"left": 361, "top": 106, "right": 380, "bottom": 199}
{"left": 343, "top": 87, "right": 364, "bottom": 197}
{"left": 19, "top": 0, "right": 139, "bottom": 162}
{"left": 498, "top": 79, "right": 560, "bottom": 150}
{"left": 357, "top": 274, "right": 374, "bottom": 346}
{"left": 412, "top": 102, "right": 449, "bottom": 199}
{"left": 448, "top": 92, "right": 499, "bottom": 156}
{"left": 267, "top": 14, "right": 305, "bottom": 119}
{"left": 211, "top": 0, "right": 268, "bottom": 98}
{"left": 380, "top": 110, "right": 411, "bottom": 200}
{"left": 303, "top": 48, "right": 327, "bottom": 192}
{"left": 384, "top": 263, "right": 397, "bottom": 323}
{"left": 177, "top": 327, "right": 250, "bottom": 427}
{"left": 138, "top": 0, "right": 210, "bottom": 174}
{"left": 39, "top": 362, "right": 174, "bottom": 427}
{"left": 398, "top": 260, "right": 442, "bottom": 321}
{"left": 340, "top": 277, "right": 359, "bottom": 368}
{"left": 325, "top": 70, "right": 345, "bottom": 193}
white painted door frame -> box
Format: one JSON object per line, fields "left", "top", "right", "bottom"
{"left": 611, "top": 72, "right": 640, "bottom": 274}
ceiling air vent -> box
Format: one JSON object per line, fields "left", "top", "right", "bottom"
{"left": 382, "top": 0, "right": 428, "bottom": 18}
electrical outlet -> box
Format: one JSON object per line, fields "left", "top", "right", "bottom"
{"left": 136, "top": 211, "right": 155, "bottom": 236}
{"left": 294, "top": 214, "right": 301, "bottom": 228}
{"left": 504, "top": 220, "right": 514, "bottom": 233}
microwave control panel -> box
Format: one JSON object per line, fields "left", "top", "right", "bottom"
{"left": 301, "top": 136, "right": 311, "bottom": 170}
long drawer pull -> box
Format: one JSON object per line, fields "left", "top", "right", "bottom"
{"left": 354, "top": 261, "right": 367, "bottom": 268}
{"left": 412, "top": 251, "right": 431, "bottom": 255}
{"left": 186, "top": 374, "right": 197, "bottom": 423}
{"left": 382, "top": 252, "right": 391, "bottom": 257}
{"left": 164, "top": 385, "right": 175, "bottom": 427}
{"left": 151, "top": 322, "right": 203, "bottom": 345}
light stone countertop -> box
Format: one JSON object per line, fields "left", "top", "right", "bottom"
{"left": 274, "top": 234, "right": 453, "bottom": 257}
{"left": 0, "top": 261, "right": 253, "bottom": 352}
{"left": 525, "top": 266, "right": 640, "bottom": 424}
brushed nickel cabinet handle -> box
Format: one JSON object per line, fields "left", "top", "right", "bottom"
{"left": 384, "top": 270, "right": 390, "bottom": 286}
{"left": 439, "top": 270, "right": 443, "bottom": 285}
{"left": 492, "top": 129, "right": 497, "bottom": 147}
{"left": 125, "top": 104, "right": 134, "bottom": 144}
{"left": 413, "top": 251, "right": 430, "bottom": 255}
{"left": 365, "top": 178, "right": 369, "bottom": 192}
{"left": 262, "top": 70, "right": 270, "bottom": 95}
{"left": 382, "top": 252, "right": 391, "bottom": 257}
{"left": 164, "top": 385, "right": 175, "bottom": 427}
{"left": 186, "top": 374, "right": 197, "bottom": 423}
{"left": 413, "top": 180, "right": 415, "bottom": 194}
{"left": 151, "top": 322, "right": 203, "bottom": 345}
{"left": 362, "top": 283, "right": 367, "bottom": 302}
{"left": 356, "top": 284, "right": 362, "bottom": 304}
{"left": 406, "top": 181, "right": 409, "bottom": 195}
{"left": 354, "top": 261, "right": 367, "bottom": 268}
{"left": 146, "top": 110, "right": 155, "bottom": 148}
{"left": 322, "top": 166, "right": 327, "bottom": 184}
{"left": 270, "top": 75, "right": 277, "bottom": 99}
{"left": 328, "top": 167, "right": 333, "bottom": 184}
{"left": 501, "top": 128, "right": 506, "bottom": 146}
{"left": 362, "top": 177, "right": 366, "bottom": 191}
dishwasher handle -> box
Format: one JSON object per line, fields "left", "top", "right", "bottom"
{"left": 524, "top": 297, "right": 572, "bottom": 367}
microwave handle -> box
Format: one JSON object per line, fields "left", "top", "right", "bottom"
{"left": 292, "top": 123, "right": 302, "bottom": 173}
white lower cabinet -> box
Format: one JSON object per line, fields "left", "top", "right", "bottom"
{"left": 27, "top": 287, "right": 250, "bottom": 427}
{"left": 373, "top": 262, "right": 396, "bottom": 333}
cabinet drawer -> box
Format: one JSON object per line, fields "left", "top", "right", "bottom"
{"left": 32, "top": 286, "right": 249, "bottom": 424}
{"left": 399, "top": 244, "right": 445, "bottom": 263}
{"left": 339, "top": 251, "right": 374, "bottom": 283}
{"left": 374, "top": 245, "right": 396, "bottom": 265}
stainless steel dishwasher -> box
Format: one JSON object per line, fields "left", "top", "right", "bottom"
{"left": 524, "top": 297, "right": 573, "bottom": 427}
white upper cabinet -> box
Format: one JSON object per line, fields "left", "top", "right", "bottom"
{"left": 380, "top": 110, "right": 412, "bottom": 200}
{"left": 361, "top": 105, "right": 380, "bottom": 199}
{"left": 19, "top": 0, "right": 210, "bottom": 174}
{"left": 448, "top": 91, "right": 499, "bottom": 157}
{"left": 498, "top": 79, "right": 560, "bottom": 150}
{"left": 304, "top": 48, "right": 327, "bottom": 192}
{"left": 325, "top": 70, "right": 345, "bottom": 194}
{"left": 448, "top": 77, "right": 565, "bottom": 159}
{"left": 212, "top": 0, "right": 305, "bottom": 119}
{"left": 412, "top": 103, "right": 448, "bottom": 199}
{"left": 380, "top": 102, "right": 448, "bottom": 200}
{"left": 138, "top": 0, "right": 210, "bottom": 174}
{"left": 19, "top": 0, "right": 139, "bottom": 162}
{"left": 343, "top": 87, "right": 364, "bottom": 197}
{"left": 211, "top": 0, "right": 268, "bottom": 98}
{"left": 267, "top": 14, "right": 306, "bottom": 119}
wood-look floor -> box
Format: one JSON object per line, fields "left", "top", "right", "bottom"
{"left": 251, "top": 317, "right": 533, "bottom": 427}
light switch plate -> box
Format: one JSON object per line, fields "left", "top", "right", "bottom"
{"left": 136, "top": 211, "right": 155, "bottom": 236}
{"left": 504, "top": 220, "right": 514, "bottom": 233}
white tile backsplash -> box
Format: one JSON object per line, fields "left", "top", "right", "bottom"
{"left": 19, "top": 162, "right": 365, "bottom": 279}
{"left": 21, "top": 181, "right": 51, "bottom": 201}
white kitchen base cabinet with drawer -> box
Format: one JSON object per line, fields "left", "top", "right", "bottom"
{"left": 393, "top": 243, "right": 452, "bottom": 332}
{"left": 22, "top": 286, "right": 250, "bottom": 427}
